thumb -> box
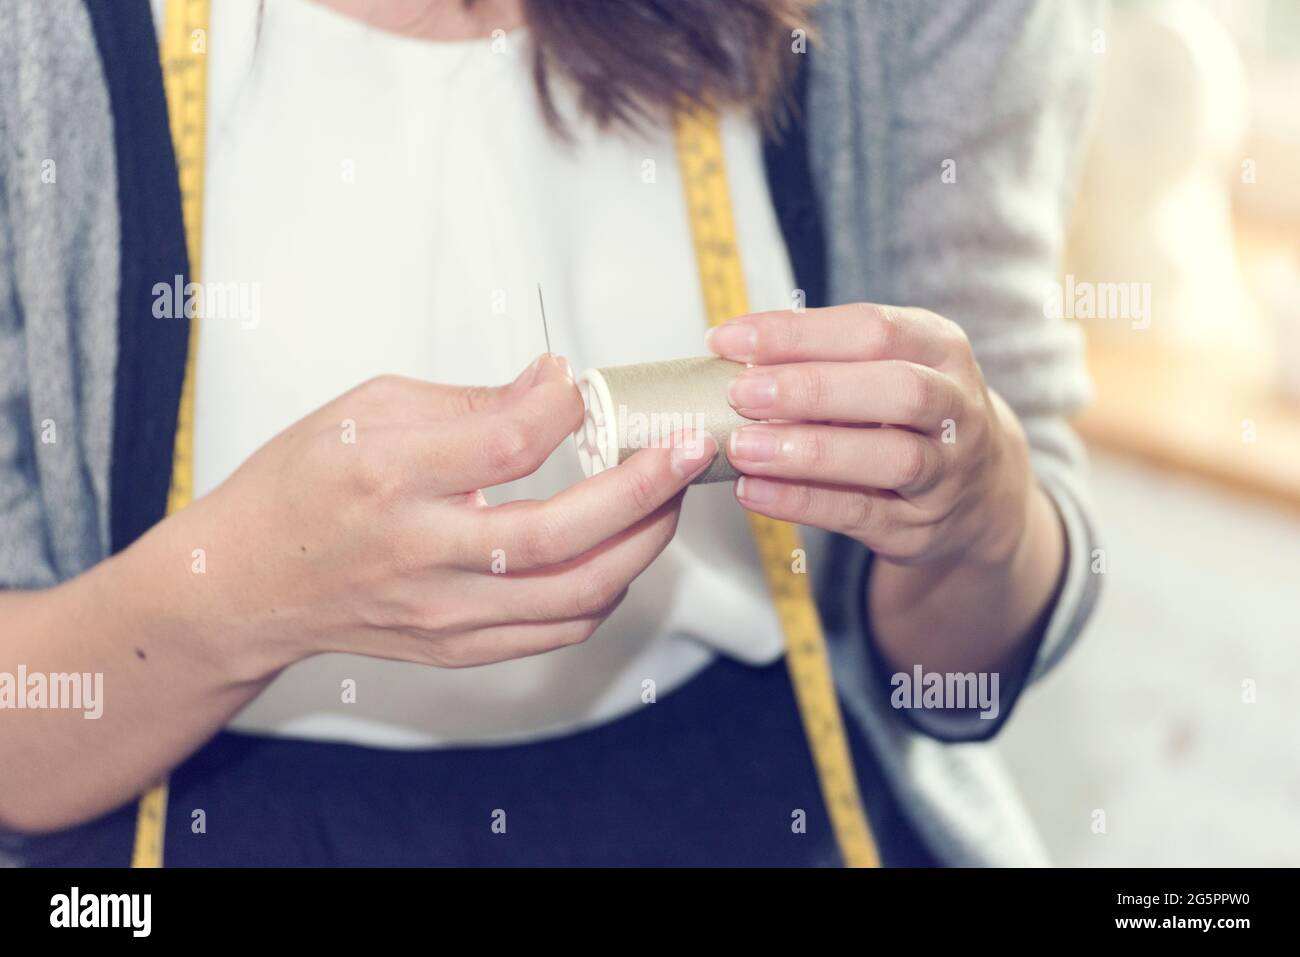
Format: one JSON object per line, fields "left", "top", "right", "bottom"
{"left": 421, "top": 356, "right": 583, "bottom": 493}
{"left": 420, "top": 353, "right": 573, "bottom": 420}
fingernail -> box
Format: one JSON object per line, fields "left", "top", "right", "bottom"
{"left": 706, "top": 322, "right": 757, "bottom": 362}
{"left": 729, "top": 426, "right": 780, "bottom": 462}
{"left": 541, "top": 354, "right": 573, "bottom": 383}
{"left": 735, "top": 475, "right": 779, "bottom": 505}
{"left": 728, "top": 371, "right": 776, "bottom": 410}
{"left": 670, "top": 432, "right": 718, "bottom": 479}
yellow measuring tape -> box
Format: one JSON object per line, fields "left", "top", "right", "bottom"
{"left": 130, "top": 0, "right": 209, "bottom": 869}
{"left": 674, "top": 111, "right": 879, "bottom": 868}
{"left": 134, "top": 1, "right": 877, "bottom": 867}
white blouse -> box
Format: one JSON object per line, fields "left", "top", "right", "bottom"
{"left": 190, "top": 0, "right": 809, "bottom": 747}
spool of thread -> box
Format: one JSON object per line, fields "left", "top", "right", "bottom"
{"left": 575, "top": 357, "right": 748, "bottom": 484}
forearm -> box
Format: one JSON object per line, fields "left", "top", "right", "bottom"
{"left": 0, "top": 500, "right": 294, "bottom": 833}
{"left": 868, "top": 479, "right": 1066, "bottom": 680}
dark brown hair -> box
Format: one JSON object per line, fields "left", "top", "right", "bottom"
{"left": 517, "top": 0, "right": 815, "bottom": 131}
{"left": 262, "top": 1, "right": 815, "bottom": 131}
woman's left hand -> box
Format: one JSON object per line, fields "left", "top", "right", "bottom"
{"left": 707, "top": 303, "right": 1035, "bottom": 569}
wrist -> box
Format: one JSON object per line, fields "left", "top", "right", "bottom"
{"left": 868, "top": 481, "right": 1064, "bottom": 674}
{"left": 967, "top": 395, "right": 1036, "bottom": 568}
{"left": 112, "top": 496, "right": 304, "bottom": 686}
{"left": 968, "top": 477, "right": 1035, "bottom": 569}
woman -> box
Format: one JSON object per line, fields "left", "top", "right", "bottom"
{"left": 0, "top": 0, "right": 1101, "bottom": 865}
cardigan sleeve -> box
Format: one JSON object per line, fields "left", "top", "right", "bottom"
{"left": 0, "top": 15, "right": 58, "bottom": 592}
{"left": 0, "top": 0, "right": 121, "bottom": 589}
{"left": 808, "top": 0, "right": 1104, "bottom": 740}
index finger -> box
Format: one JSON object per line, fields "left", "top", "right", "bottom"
{"left": 457, "top": 431, "right": 718, "bottom": 571}
{"left": 705, "top": 303, "right": 957, "bottom": 368}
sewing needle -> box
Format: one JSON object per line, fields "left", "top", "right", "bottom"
{"left": 537, "top": 283, "right": 552, "bottom": 355}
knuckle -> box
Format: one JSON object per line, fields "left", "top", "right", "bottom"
{"left": 435, "top": 647, "right": 479, "bottom": 669}
{"left": 643, "top": 503, "right": 683, "bottom": 556}
{"left": 422, "top": 591, "right": 482, "bottom": 636}
{"left": 574, "top": 569, "right": 622, "bottom": 617}
{"left": 359, "top": 374, "right": 406, "bottom": 406}
{"left": 938, "top": 313, "right": 970, "bottom": 349}
{"left": 350, "top": 451, "right": 399, "bottom": 500}
{"left": 605, "top": 586, "right": 630, "bottom": 615}
{"left": 849, "top": 491, "right": 877, "bottom": 534}
{"left": 901, "top": 364, "right": 936, "bottom": 415}
{"left": 558, "top": 615, "right": 606, "bottom": 648}
{"left": 362, "top": 595, "right": 410, "bottom": 634}
{"left": 515, "top": 511, "right": 566, "bottom": 567}
{"left": 770, "top": 315, "right": 804, "bottom": 356}
{"left": 654, "top": 510, "right": 682, "bottom": 550}
{"left": 388, "top": 594, "right": 457, "bottom": 642}
{"left": 623, "top": 461, "right": 663, "bottom": 515}
{"left": 794, "top": 367, "right": 832, "bottom": 413}
{"left": 859, "top": 303, "right": 900, "bottom": 352}
{"left": 785, "top": 481, "right": 814, "bottom": 519}
{"left": 801, "top": 428, "right": 832, "bottom": 470}
{"left": 410, "top": 605, "right": 450, "bottom": 638}
{"left": 909, "top": 525, "right": 942, "bottom": 561}
{"left": 361, "top": 373, "right": 396, "bottom": 396}
{"left": 456, "top": 385, "right": 498, "bottom": 416}
{"left": 486, "top": 422, "right": 539, "bottom": 476}
{"left": 894, "top": 439, "right": 929, "bottom": 489}
{"left": 878, "top": 528, "right": 929, "bottom": 564}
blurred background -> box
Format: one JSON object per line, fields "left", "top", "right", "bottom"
{"left": 993, "top": 0, "right": 1300, "bottom": 865}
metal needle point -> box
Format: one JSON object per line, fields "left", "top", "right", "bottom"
{"left": 537, "top": 283, "right": 552, "bottom": 355}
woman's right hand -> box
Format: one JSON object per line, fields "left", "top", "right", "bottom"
{"left": 0, "top": 354, "right": 717, "bottom": 832}
{"left": 179, "top": 353, "right": 716, "bottom": 675}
